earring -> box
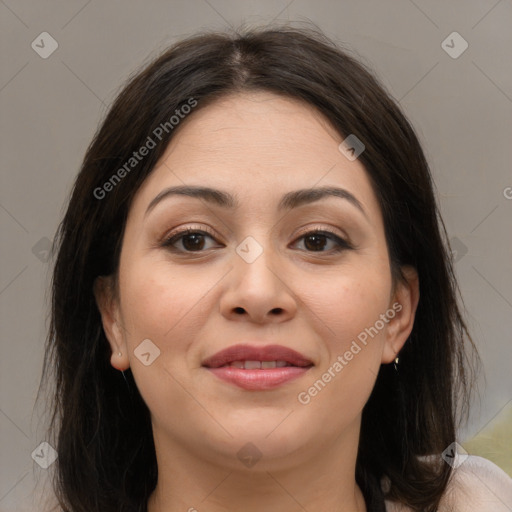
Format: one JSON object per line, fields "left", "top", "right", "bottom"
{"left": 393, "top": 356, "right": 400, "bottom": 372}
{"left": 118, "top": 351, "right": 122, "bottom": 357}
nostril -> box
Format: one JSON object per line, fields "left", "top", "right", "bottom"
{"left": 271, "top": 308, "right": 283, "bottom": 315}
{"left": 233, "top": 307, "right": 245, "bottom": 314}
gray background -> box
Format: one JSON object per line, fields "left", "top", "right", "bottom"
{"left": 1, "top": 1, "right": 511, "bottom": 510}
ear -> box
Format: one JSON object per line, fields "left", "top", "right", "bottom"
{"left": 381, "top": 266, "right": 420, "bottom": 364}
{"left": 93, "top": 275, "right": 130, "bottom": 371}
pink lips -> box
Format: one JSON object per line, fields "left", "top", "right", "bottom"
{"left": 202, "top": 344, "right": 313, "bottom": 391}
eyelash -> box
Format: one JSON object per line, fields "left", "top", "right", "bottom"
{"left": 161, "top": 225, "right": 354, "bottom": 254}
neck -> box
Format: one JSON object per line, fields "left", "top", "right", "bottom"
{"left": 147, "top": 419, "right": 367, "bottom": 512}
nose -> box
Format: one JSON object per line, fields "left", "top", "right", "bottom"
{"left": 219, "top": 243, "right": 297, "bottom": 324}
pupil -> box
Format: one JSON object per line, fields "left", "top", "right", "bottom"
{"left": 183, "top": 234, "right": 204, "bottom": 251}
{"left": 305, "top": 234, "right": 326, "bottom": 251}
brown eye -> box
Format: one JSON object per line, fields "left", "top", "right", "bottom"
{"left": 162, "top": 228, "right": 220, "bottom": 252}
{"left": 304, "top": 233, "right": 329, "bottom": 251}
{"left": 293, "top": 230, "right": 353, "bottom": 253}
{"left": 179, "top": 232, "right": 208, "bottom": 251}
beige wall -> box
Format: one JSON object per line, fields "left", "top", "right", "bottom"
{"left": 1, "top": 1, "right": 511, "bottom": 509}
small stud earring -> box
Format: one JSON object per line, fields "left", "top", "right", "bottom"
{"left": 394, "top": 356, "right": 400, "bottom": 372}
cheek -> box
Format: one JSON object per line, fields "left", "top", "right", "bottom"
{"left": 116, "top": 263, "right": 190, "bottom": 385}
{"left": 294, "top": 265, "right": 391, "bottom": 415}
{"left": 302, "top": 263, "right": 392, "bottom": 349}
{"left": 120, "top": 260, "right": 207, "bottom": 341}
{"left": 117, "top": 262, "right": 208, "bottom": 426}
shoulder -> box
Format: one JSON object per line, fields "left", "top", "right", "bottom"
{"left": 440, "top": 455, "right": 512, "bottom": 511}
{"left": 385, "top": 456, "right": 512, "bottom": 512}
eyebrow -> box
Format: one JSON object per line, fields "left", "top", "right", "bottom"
{"left": 144, "top": 185, "right": 368, "bottom": 219}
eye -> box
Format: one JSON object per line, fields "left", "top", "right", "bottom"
{"left": 161, "top": 226, "right": 353, "bottom": 254}
{"left": 292, "top": 229, "right": 353, "bottom": 253}
{"left": 161, "top": 227, "right": 221, "bottom": 253}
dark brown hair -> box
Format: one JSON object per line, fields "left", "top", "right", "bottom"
{"left": 39, "top": 25, "right": 478, "bottom": 512}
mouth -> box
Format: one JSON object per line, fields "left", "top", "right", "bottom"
{"left": 202, "top": 344, "right": 314, "bottom": 390}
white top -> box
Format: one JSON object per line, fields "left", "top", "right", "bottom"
{"left": 385, "top": 455, "right": 512, "bottom": 512}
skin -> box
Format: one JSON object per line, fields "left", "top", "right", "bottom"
{"left": 94, "top": 91, "right": 419, "bottom": 512}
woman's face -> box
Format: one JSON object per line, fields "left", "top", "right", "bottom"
{"left": 96, "top": 91, "right": 418, "bottom": 471}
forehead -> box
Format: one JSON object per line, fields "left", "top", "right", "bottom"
{"left": 129, "top": 91, "right": 380, "bottom": 220}
{"left": 163, "top": 91, "right": 342, "bottom": 171}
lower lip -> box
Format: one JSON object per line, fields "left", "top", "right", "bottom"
{"left": 205, "top": 366, "right": 312, "bottom": 390}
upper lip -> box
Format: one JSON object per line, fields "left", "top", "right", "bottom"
{"left": 202, "top": 344, "right": 313, "bottom": 368}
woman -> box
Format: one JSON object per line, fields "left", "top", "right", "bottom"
{"left": 40, "top": 26, "right": 512, "bottom": 511}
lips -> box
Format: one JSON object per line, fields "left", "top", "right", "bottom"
{"left": 202, "top": 344, "right": 313, "bottom": 369}
{"left": 202, "top": 344, "right": 313, "bottom": 391}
